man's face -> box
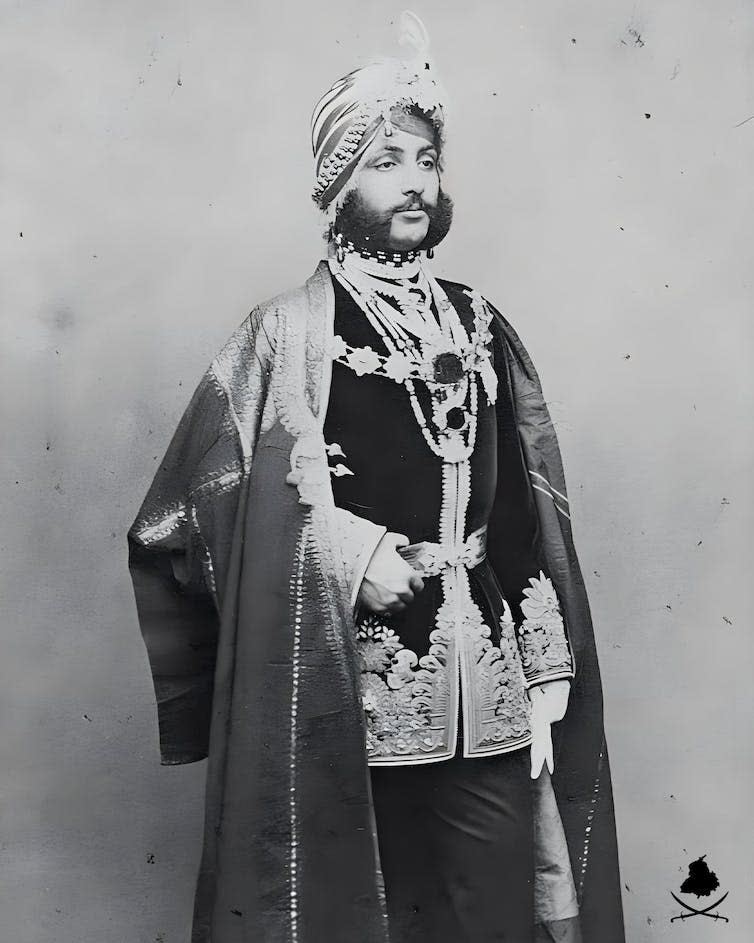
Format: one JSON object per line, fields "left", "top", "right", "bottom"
{"left": 341, "top": 117, "right": 441, "bottom": 251}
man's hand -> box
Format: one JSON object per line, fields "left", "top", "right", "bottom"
{"left": 357, "top": 532, "right": 425, "bottom": 615}
{"left": 529, "top": 680, "right": 570, "bottom": 779}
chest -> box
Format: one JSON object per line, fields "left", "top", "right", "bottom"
{"left": 322, "top": 277, "right": 499, "bottom": 539}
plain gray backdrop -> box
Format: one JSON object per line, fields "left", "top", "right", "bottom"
{"left": 1, "top": 1, "right": 752, "bottom": 941}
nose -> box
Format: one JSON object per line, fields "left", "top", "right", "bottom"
{"left": 400, "top": 164, "right": 426, "bottom": 197}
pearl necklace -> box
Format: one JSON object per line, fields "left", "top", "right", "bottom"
{"left": 330, "top": 253, "right": 480, "bottom": 464}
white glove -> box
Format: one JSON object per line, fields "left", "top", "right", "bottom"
{"left": 529, "top": 680, "right": 570, "bottom": 779}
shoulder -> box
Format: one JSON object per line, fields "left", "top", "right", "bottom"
{"left": 437, "top": 275, "right": 509, "bottom": 334}
{"left": 256, "top": 259, "right": 331, "bottom": 321}
{"left": 436, "top": 276, "right": 504, "bottom": 323}
{"left": 435, "top": 277, "right": 489, "bottom": 332}
{"left": 436, "top": 276, "right": 475, "bottom": 305}
{"left": 438, "top": 276, "right": 542, "bottom": 388}
{"left": 215, "top": 261, "right": 331, "bottom": 365}
{"left": 244, "top": 260, "right": 332, "bottom": 338}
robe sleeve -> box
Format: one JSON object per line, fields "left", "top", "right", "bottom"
{"left": 332, "top": 508, "right": 387, "bottom": 608}
{"left": 128, "top": 306, "right": 277, "bottom": 764}
{"left": 481, "top": 294, "right": 576, "bottom": 688}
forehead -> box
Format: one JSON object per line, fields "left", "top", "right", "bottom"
{"left": 363, "top": 122, "right": 438, "bottom": 160}
{"left": 390, "top": 108, "right": 438, "bottom": 142}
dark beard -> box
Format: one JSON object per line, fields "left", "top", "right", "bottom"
{"left": 334, "top": 187, "right": 454, "bottom": 253}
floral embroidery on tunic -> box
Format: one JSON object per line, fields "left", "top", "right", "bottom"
{"left": 356, "top": 615, "right": 450, "bottom": 758}
{"left": 518, "top": 572, "right": 573, "bottom": 682}
{"left": 356, "top": 590, "right": 542, "bottom": 760}
{"left": 354, "top": 574, "right": 574, "bottom": 761}
{"left": 464, "top": 599, "right": 531, "bottom": 746}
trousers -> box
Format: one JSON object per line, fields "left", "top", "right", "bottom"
{"left": 370, "top": 748, "right": 534, "bottom": 943}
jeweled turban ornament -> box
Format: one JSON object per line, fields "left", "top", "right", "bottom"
{"left": 310, "top": 11, "right": 447, "bottom": 215}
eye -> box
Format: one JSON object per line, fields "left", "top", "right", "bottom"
{"left": 374, "top": 159, "right": 397, "bottom": 170}
{"left": 419, "top": 157, "right": 437, "bottom": 170}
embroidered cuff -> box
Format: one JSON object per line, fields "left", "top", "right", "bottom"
{"left": 517, "top": 572, "right": 575, "bottom": 687}
{"left": 526, "top": 672, "right": 574, "bottom": 690}
{"left": 332, "top": 508, "right": 387, "bottom": 609}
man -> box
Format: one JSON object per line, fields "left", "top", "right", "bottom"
{"left": 128, "top": 13, "right": 624, "bottom": 943}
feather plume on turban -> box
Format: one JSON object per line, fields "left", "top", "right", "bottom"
{"left": 310, "top": 11, "right": 447, "bottom": 213}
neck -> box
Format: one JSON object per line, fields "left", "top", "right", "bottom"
{"left": 329, "top": 235, "right": 425, "bottom": 279}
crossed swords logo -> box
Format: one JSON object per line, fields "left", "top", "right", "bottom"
{"left": 670, "top": 890, "right": 729, "bottom": 923}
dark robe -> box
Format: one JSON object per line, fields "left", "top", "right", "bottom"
{"left": 128, "top": 260, "right": 625, "bottom": 943}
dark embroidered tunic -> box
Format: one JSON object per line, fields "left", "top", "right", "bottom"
{"left": 324, "top": 272, "right": 573, "bottom": 764}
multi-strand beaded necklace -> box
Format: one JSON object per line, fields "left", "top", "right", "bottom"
{"left": 329, "top": 247, "right": 497, "bottom": 465}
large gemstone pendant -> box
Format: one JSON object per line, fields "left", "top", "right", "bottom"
{"left": 445, "top": 407, "right": 467, "bottom": 431}
{"left": 432, "top": 351, "right": 464, "bottom": 384}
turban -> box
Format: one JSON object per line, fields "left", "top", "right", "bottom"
{"left": 310, "top": 12, "right": 447, "bottom": 211}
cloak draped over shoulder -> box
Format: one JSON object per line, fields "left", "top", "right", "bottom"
{"left": 128, "top": 261, "right": 624, "bottom": 943}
